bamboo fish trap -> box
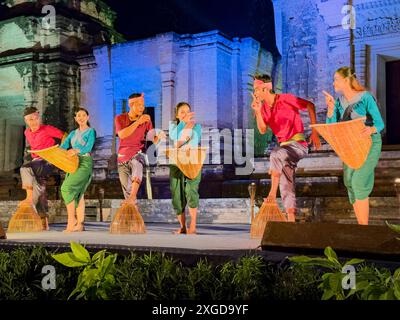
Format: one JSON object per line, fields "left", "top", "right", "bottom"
{"left": 250, "top": 201, "right": 287, "bottom": 239}
{"left": 310, "top": 118, "right": 372, "bottom": 169}
{"left": 7, "top": 203, "right": 43, "bottom": 233}
{"left": 29, "top": 144, "right": 79, "bottom": 174}
{"left": 165, "top": 147, "right": 207, "bottom": 179}
{"left": 110, "top": 203, "right": 146, "bottom": 234}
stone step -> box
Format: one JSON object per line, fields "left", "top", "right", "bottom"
{"left": 1, "top": 197, "right": 399, "bottom": 228}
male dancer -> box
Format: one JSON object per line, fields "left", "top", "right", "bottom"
{"left": 252, "top": 74, "right": 321, "bottom": 222}
{"left": 21, "top": 106, "right": 65, "bottom": 230}
{"left": 115, "top": 93, "right": 165, "bottom": 206}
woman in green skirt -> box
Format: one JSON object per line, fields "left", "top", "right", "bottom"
{"left": 60, "top": 108, "right": 96, "bottom": 232}
{"left": 169, "top": 102, "right": 202, "bottom": 234}
{"left": 323, "top": 66, "right": 384, "bottom": 225}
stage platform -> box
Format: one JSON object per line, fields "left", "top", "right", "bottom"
{"left": 2, "top": 222, "right": 400, "bottom": 267}
{"left": 0, "top": 222, "right": 273, "bottom": 265}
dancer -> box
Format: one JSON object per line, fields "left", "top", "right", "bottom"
{"left": 60, "top": 108, "right": 96, "bottom": 232}
{"left": 252, "top": 74, "right": 321, "bottom": 222}
{"left": 169, "top": 102, "right": 202, "bottom": 234}
{"left": 115, "top": 93, "right": 164, "bottom": 206}
{"left": 323, "top": 66, "right": 384, "bottom": 225}
{"left": 20, "top": 106, "right": 65, "bottom": 230}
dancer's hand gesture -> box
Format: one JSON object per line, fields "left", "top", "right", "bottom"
{"left": 322, "top": 90, "right": 335, "bottom": 118}
{"left": 186, "top": 121, "right": 195, "bottom": 129}
{"left": 251, "top": 93, "right": 262, "bottom": 113}
{"left": 137, "top": 114, "right": 151, "bottom": 125}
{"left": 182, "top": 112, "right": 195, "bottom": 123}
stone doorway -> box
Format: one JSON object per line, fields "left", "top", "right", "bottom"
{"left": 385, "top": 60, "right": 400, "bottom": 145}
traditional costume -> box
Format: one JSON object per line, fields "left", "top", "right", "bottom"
{"left": 21, "top": 124, "right": 64, "bottom": 216}
{"left": 115, "top": 113, "right": 154, "bottom": 199}
{"left": 326, "top": 91, "right": 384, "bottom": 204}
{"left": 168, "top": 121, "right": 202, "bottom": 215}
{"left": 60, "top": 127, "right": 96, "bottom": 206}
{"left": 260, "top": 93, "right": 310, "bottom": 211}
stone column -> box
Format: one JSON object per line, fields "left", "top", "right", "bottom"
{"left": 157, "top": 33, "right": 178, "bottom": 130}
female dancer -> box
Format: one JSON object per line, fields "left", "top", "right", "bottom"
{"left": 169, "top": 102, "right": 202, "bottom": 234}
{"left": 323, "top": 66, "right": 384, "bottom": 225}
{"left": 60, "top": 108, "right": 96, "bottom": 232}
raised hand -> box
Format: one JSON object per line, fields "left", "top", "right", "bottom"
{"left": 182, "top": 112, "right": 195, "bottom": 123}
{"left": 137, "top": 114, "right": 151, "bottom": 125}
{"left": 322, "top": 90, "right": 335, "bottom": 117}
{"left": 185, "top": 121, "right": 195, "bottom": 129}
{"left": 251, "top": 93, "right": 262, "bottom": 113}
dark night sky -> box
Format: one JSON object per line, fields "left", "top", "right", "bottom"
{"left": 103, "top": 0, "right": 278, "bottom": 56}
{"left": 0, "top": 0, "right": 278, "bottom": 55}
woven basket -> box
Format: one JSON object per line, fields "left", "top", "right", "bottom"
{"left": 7, "top": 203, "right": 43, "bottom": 233}
{"left": 166, "top": 147, "right": 207, "bottom": 179}
{"left": 110, "top": 203, "right": 146, "bottom": 234}
{"left": 250, "top": 202, "right": 286, "bottom": 239}
{"left": 310, "top": 118, "right": 372, "bottom": 169}
{"left": 29, "top": 144, "right": 79, "bottom": 174}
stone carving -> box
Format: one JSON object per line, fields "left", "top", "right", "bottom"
{"left": 355, "top": 16, "right": 400, "bottom": 38}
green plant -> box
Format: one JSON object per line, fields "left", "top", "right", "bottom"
{"left": 268, "top": 264, "right": 322, "bottom": 300}
{"left": 0, "top": 246, "right": 78, "bottom": 300}
{"left": 289, "top": 247, "right": 364, "bottom": 300}
{"left": 186, "top": 259, "right": 221, "bottom": 300}
{"left": 52, "top": 242, "right": 117, "bottom": 300}
{"left": 354, "top": 264, "right": 400, "bottom": 300}
{"left": 115, "top": 252, "right": 186, "bottom": 300}
{"left": 386, "top": 221, "right": 400, "bottom": 240}
{"left": 232, "top": 256, "right": 266, "bottom": 300}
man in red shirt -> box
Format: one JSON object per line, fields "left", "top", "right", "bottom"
{"left": 252, "top": 74, "right": 321, "bottom": 222}
{"left": 20, "top": 107, "right": 65, "bottom": 230}
{"left": 115, "top": 93, "right": 165, "bottom": 206}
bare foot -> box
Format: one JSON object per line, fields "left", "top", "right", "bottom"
{"left": 63, "top": 222, "right": 76, "bottom": 233}
{"left": 284, "top": 212, "right": 295, "bottom": 222}
{"left": 187, "top": 227, "right": 197, "bottom": 234}
{"left": 72, "top": 224, "right": 85, "bottom": 232}
{"left": 173, "top": 227, "right": 187, "bottom": 234}
{"left": 43, "top": 221, "right": 50, "bottom": 231}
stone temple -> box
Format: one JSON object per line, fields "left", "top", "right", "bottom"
{"left": 0, "top": 0, "right": 399, "bottom": 226}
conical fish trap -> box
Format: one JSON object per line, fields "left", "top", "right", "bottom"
{"left": 29, "top": 144, "right": 79, "bottom": 174}
{"left": 7, "top": 203, "right": 43, "bottom": 233}
{"left": 110, "top": 203, "right": 146, "bottom": 234}
{"left": 166, "top": 147, "right": 206, "bottom": 179}
{"left": 310, "top": 118, "right": 372, "bottom": 169}
{"left": 250, "top": 202, "right": 286, "bottom": 238}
